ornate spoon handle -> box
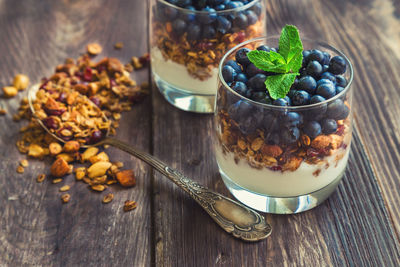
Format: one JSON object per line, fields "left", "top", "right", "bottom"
{"left": 99, "top": 137, "right": 271, "bottom": 242}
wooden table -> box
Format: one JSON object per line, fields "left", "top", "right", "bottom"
{"left": 1, "top": 0, "right": 399, "bottom": 266}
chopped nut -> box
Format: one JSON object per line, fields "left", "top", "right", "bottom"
{"left": 28, "top": 144, "right": 45, "bottom": 158}
{"left": 19, "top": 159, "right": 29, "bottom": 167}
{"left": 13, "top": 74, "right": 30, "bottom": 90}
{"left": 114, "top": 42, "right": 123, "bottom": 49}
{"left": 37, "top": 174, "right": 46, "bottom": 183}
{"left": 50, "top": 158, "right": 70, "bottom": 177}
{"left": 115, "top": 161, "right": 124, "bottom": 168}
{"left": 61, "top": 194, "right": 70, "bottom": 203}
{"left": 237, "top": 139, "right": 247, "bottom": 150}
{"left": 81, "top": 147, "right": 99, "bottom": 162}
{"left": 123, "top": 200, "right": 137, "bottom": 212}
{"left": 131, "top": 56, "right": 143, "bottom": 69}
{"left": 56, "top": 153, "right": 75, "bottom": 163}
{"left": 87, "top": 43, "right": 102, "bottom": 55}
{"left": 52, "top": 178, "right": 63, "bottom": 184}
{"left": 261, "top": 145, "right": 283, "bottom": 158}
{"left": 63, "top": 141, "right": 80, "bottom": 153}
{"left": 91, "top": 184, "right": 105, "bottom": 192}
{"left": 89, "top": 151, "right": 109, "bottom": 164}
{"left": 2, "top": 86, "right": 18, "bottom": 98}
{"left": 116, "top": 169, "right": 136, "bottom": 187}
{"left": 75, "top": 171, "right": 85, "bottom": 180}
{"left": 49, "top": 142, "right": 63, "bottom": 156}
{"left": 311, "top": 135, "right": 332, "bottom": 150}
{"left": 59, "top": 185, "right": 70, "bottom": 192}
{"left": 16, "top": 165, "right": 24, "bottom": 174}
{"left": 87, "top": 161, "right": 112, "bottom": 178}
{"left": 282, "top": 156, "right": 303, "bottom": 171}
{"left": 102, "top": 193, "right": 114, "bottom": 203}
{"left": 250, "top": 138, "right": 264, "bottom": 151}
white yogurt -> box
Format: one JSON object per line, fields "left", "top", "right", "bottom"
{"left": 151, "top": 48, "right": 218, "bottom": 95}
{"left": 215, "top": 146, "right": 350, "bottom": 197}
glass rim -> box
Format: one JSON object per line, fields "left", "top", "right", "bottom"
{"left": 218, "top": 35, "right": 354, "bottom": 110}
{"left": 157, "top": 0, "right": 263, "bottom": 14}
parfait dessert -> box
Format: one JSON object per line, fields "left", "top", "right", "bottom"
{"left": 150, "top": 0, "right": 266, "bottom": 112}
{"left": 214, "top": 26, "right": 353, "bottom": 213}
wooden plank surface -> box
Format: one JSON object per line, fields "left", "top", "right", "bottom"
{"left": 0, "top": 0, "right": 399, "bottom": 266}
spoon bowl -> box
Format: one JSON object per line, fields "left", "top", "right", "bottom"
{"left": 28, "top": 83, "right": 272, "bottom": 241}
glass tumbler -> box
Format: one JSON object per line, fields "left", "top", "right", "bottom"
{"left": 214, "top": 37, "right": 354, "bottom": 214}
{"left": 149, "top": 0, "right": 266, "bottom": 113}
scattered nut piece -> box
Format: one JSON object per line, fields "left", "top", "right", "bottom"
{"left": 13, "top": 74, "right": 30, "bottom": 90}
{"left": 261, "top": 145, "right": 283, "bottom": 158}
{"left": 87, "top": 161, "right": 112, "bottom": 178}
{"left": 123, "top": 200, "right": 137, "bottom": 212}
{"left": 131, "top": 56, "right": 143, "bottom": 69}
{"left": 59, "top": 185, "right": 70, "bottom": 192}
{"left": 49, "top": 142, "right": 63, "bottom": 156}
{"left": 50, "top": 158, "right": 70, "bottom": 178}
{"left": 52, "top": 178, "right": 63, "bottom": 184}
{"left": 91, "top": 184, "right": 105, "bottom": 192}
{"left": 115, "top": 161, "right": 124, "bottom": 168}
{"left": 82, "top": 147, "right": 99, "bottom": 162}
{"left": 28, "top": 144, "right": 45, "bottom": 158}
{"left": 61, "top": 194, "right": 70, "bottom": 203}
{"left": 89, "top": 151, "right": 109, "bottom": 164}
{"left": 63, "top": 141, "right": 80, "bottom": 153}
{"left": 87, "top": 43, "right": 102, "bottom": 55}
{"left": 56, "top": 153, "right": 75, "bottom": 163}
{"left": 2, "top": 86, "right": 18, "bottom": 98}
{"left": 102, "top": 193, "right": 114, "bottom": 203}
{"left": 116, "top": 169, "right": 136, "bottom": 187}
{"left": 75, "top": 171, "right": 85, "bottom": 180}
{"left": 114, "top": 42, "right": 123, "bottom": 49}
{"left": 16, "top": 165, "right": 24, "bottom": 174}
{"left": 250, "top": 138, "right": 264, "bottom": 151}
{"left": 37, "top": 174, "right": 46, "bottom": 183}
{"left": 19, "top": 159, "right": 29, "bottom": 167}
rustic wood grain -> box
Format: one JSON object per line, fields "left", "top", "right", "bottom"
{"left": 0, "top": 0, "right": 152, "bottom": 266}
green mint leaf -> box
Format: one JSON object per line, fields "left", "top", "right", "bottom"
{"left": 279, "top": 25, "right": 303, "bottom": 73}
{"left": 247, "top": 50, "right": 287, "bottom": 74}
{"left": 265, "top": 73, "right": 298, "bottom": 100}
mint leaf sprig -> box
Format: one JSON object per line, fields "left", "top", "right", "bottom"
{"left": 247, "top": 25, "right": 303, "bottom": 100}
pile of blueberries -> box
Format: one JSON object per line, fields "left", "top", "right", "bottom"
{"left": 156, "top": 0, "right": 262, "bottom": 40}
{"left": 223, "top": 47, "right": 350, "bottom": 145}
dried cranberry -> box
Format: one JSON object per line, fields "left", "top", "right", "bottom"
{"left": 89, "top": 96, "right": 101, "bottom": 107}
{"left": 39, "top": 79, "right": 49, "bottom": 89}
{"left": 269, "top": 166, "right": 282, "bottom": 171}
{"left": 139, "top": 53, "right": 150, "bottom": 66}
{"left": 74, "top": 71, "right": 83, "bottom": 79}
{"left": 306, "top": 148, "right": 320, "bottom": 157}
{"left": 57, "top": 92, "right": 67, "bottom": 103}
{"left": 336, "top": 124, "right": 345, "bottom": 135}
{"left": 83, "top": 67, "right": 93, "bottom": 82}
{"left": 42, "top": 117, "right": 59, "bottom": 130}
{"left": 89, "top": 130, "right": 103, "bottom": 144}
{"left": 44, "top": 107, "right": 66, "bottom": 116}
{"left": 97, "top": 65, "right": 106, "bottom": 73}
{"left": 197, "top": 42, "right": 213, "bottom": 51}
{"left": 234, "top": 32, "right": 246, "bottom": 43}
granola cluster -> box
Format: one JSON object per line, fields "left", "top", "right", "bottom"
{"left": 216, "top": 109, "right": 350, "bottom": 174}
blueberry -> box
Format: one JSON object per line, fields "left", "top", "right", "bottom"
{"left": 251, "top": 2, "right": 262, "bottom": 16}
{"left": 316, "top": 82, "right": 336, "bottom": 99}
{"left": 199, "top": 7, "right": 217, "bottom": 24}
{"left": 180, "top": 6, "right": 196, "bottom": 21}
{"left": 303, "top": 50, "right": 311, "bottom": 58}
{"left": 317, "top": 78, "right": 335, "bottom": 87}
{"left": 303, "top": 121, "right": 321, "bottom": 139}
{"left": 329, "top": 56, "right": 346, "bottom": 75}
{"left": 194, "top": 0, "right": 207, "bottom": 9}
{"left": 283, "top": 112, "right": 302, "bottom": 127}
{"left": 202, "top": 25, "right": 216, "bottom": 38}
{"left": 321, "top": 119, "right": 337, "bottom": 134}
{"left": 236, "top": 73, "right": 248, "bottom": 83}
{"left": 322, "top": 64, "right": 329, "bottom": 72}
{"left": 281, "top": 127, "right": 300, "bottom": 144}
{"left": 235, "top": 47, "right": 251, "bottom": 66}
{"left": 258, "top": 96, "right": 273, "bottom": 104}
{"left": 257, "top": 45, "right": 271, "bottom": 52}
{"left": 225, "top": 60, "right": 242, "bottom": 73}
{"left": 244, "top": 89, "right": 253, "bottom": 99}
{"left": 215, "top": 4, "right": 225, "bottom": 11}
{"left": 187, "top": 23, "right": 201, "bottom": 40}
{"left": 246, "top": 10, "right": 258, "bottom": 25}
{"left": 226, "top": 1, "right": 244, "bottom": 9}
{"left": 248, "top": 74, "right": 267, "bottom": 91}
{"left": 233, "top": 12, "right": 248, "bottom": 28}
{"left": 232, "top": 81, "right": 247, "bottom": 95}
{"left": 291, "top": 78, "right": 299, "bottom": 90}
{"left": 222, "top": 65, "right": 237, "bottom": 83}
{"left": 306, "top": 60, "right": 323, "bottom": 78}
{"left": 310, "top": 95, "right": 326, "bottom": 104}
{"left": 273, "top": 98, "right": 288, "bottom": 106}
{"left": 239, "top": 115, "right": 263, "bottom": 135}
{"left": 320, "top": 72, "right": 336, "bottom": 83}
{"left": 336, "top": 75, "right": 347, "bottom": 87}
{"left": 227, "top": 100, "right": 252, "bottom": 121}
{"left": 284, "top": 96, "right": 292, "bottom": 106}
{"left": 176, "top": 0, "right": 192, "bottom": 7}
{"left": 163, "top": 6, "right": 178, "bottom": 20}
{"left": 326, "top": 99, "right": 349, "bottom": 120}
{"left": 292, "top": 90, "right": 311, "bottom": 106}
{"left": 306, "top": 49, "right": 324, "bottom": 64}
{"left": 216, "top": 16, "right": 232, "bottom": 34}
{"left": 172, "top": 19, "right": 187, "bottom": 35}
{"left": 287, "top": 89, "right": 297, "bottom": 99}
{"left": 298, "top": 76, "right": 317, "bottom": 94}
{"left": 322, "top": 52, "right": 331, "bottom": 65}
{"left": 245, "top": 63, "right": 266, "bottom": 78}
{"left": 251, "top": 91, "right": 268, "bottom": 102}
{"left": 265, "top": 132, "right": 280, "bottom": 145}
{"left": 299, "top": 67, "right": 307, "bottom": 77}
{"left": 336, "top": 86, "right": 345, "bottom": 96}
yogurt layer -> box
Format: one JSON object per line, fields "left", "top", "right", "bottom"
{"left": 215, "top": 145, "right": 350, "bottom": 197}
{"left": 151, "top": 48, "right": 218, "bottom": 95}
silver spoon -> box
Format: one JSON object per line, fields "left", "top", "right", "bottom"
{"left": 28, "top": 84, "right": 272, "bottom": 242}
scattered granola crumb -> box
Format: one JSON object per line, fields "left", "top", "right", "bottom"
{"left": 91, "top": 184, "right": 105, "bottom": 192}
{"left": 131, "top": 56, "right": 143, "bottom": 69}
{"left": 19, "top": 159, "right": 29, "bottom": 167}
{"left": 16, "top": 165, "right": 24, "bottom": 174}
{"left": 52, "top": 178, "right": 63, "bottom": 184}
{"left": 13, "top": 74, "right": 29, "bottom": 90}
{"left": 114, "top": 42, "right": 124, "bottom": 49}
{"left": 2, "top": 86, "right": 18, "bottom": 98}
{"left": 102, "top": 193, "right": 114, "bottom": 204}
{"left": 123, "top": 200, "right": 137, "bottom": 212}
{"left": 313, "top": 169, "right": 321, "bottom": 177}
{"left": 37, "top": 174, "right": 46, "bottom": 183}
{"left": 61, "top": 194, "right": 70, "bottom": 203}
{"left": 87, "top": 43, "right": 102, "bottom": 55}
{"left": 59, "top": 185, "right": 70, "bottom": 192}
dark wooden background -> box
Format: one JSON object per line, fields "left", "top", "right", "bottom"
{"left": 0, "top": 0, "right": 399, "bottom": 266}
